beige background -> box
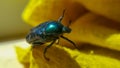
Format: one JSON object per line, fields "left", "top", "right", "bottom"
{"left": 0, "top": 0, "right": 32, "bottom": 68}
{"left": 0, "top": 0, "right": 32, "bottom": 41}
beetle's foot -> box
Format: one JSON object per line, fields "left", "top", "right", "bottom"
{"left": 44, "top": 54, "right": 50, "bottom": 61}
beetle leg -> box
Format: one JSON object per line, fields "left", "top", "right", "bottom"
{"left": 32, "top": 42, "right": 44, "bottom": 45}
{"left": 58, "top": 9, "right": 66, "bottom": 22}
{"left": 43, "top": 39, "right": 56, "bottom": 61}
{"left": 60, "top": 35, "right": 77, "bottom": 48}
{"left": 56, "top": 38, "right": 60, "bottom": 44}
{"left": 30, "top": 42, "right": 44, "bottom": 50}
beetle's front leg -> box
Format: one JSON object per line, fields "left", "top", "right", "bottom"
{"left": 43, "top": 40, "right": 56, "bottom": 61}
{"left": 60, "top": 35, "right": 77, "bottom": 48}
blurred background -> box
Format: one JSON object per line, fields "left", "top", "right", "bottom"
{"left": 0, "top": 0, "right": 31, "bottom": 68}
{"left": 0, "top": 0, "right": 32, "bottom": 41}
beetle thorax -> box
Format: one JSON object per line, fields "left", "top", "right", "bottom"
{"left": 44, "top": 21, "right": 64, "bottom": 35}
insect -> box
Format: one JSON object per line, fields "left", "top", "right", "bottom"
{"left": 26, "top": 9, "right": 77, "bottom": 60}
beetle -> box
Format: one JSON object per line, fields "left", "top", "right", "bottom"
{"left": 26, "top": 9, "right": 77, "bottom": 60}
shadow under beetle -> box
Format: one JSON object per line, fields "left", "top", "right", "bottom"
{"left": 26, "top": 9, "right": 77, "bottom": 61}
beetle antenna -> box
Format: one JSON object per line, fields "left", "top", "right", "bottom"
{"left": 58, "top": 9, "right": 66, "bottom": 23}
{"left": 67, "top": 20, "right": 72, "bottom": 27}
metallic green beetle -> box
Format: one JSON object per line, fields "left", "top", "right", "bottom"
{"left": 26, "top": 10, "right": 77, "bottom": 60}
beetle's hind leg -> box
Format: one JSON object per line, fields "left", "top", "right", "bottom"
{"left": 60, "top": 35, "right": 77, "bottom": 48}
{"left": 43, "top": 40, "right": 56, "bottom": 61}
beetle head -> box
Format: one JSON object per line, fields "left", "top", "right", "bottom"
{"left": 62, "top": 26, "right": 71, "bottom": 33}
